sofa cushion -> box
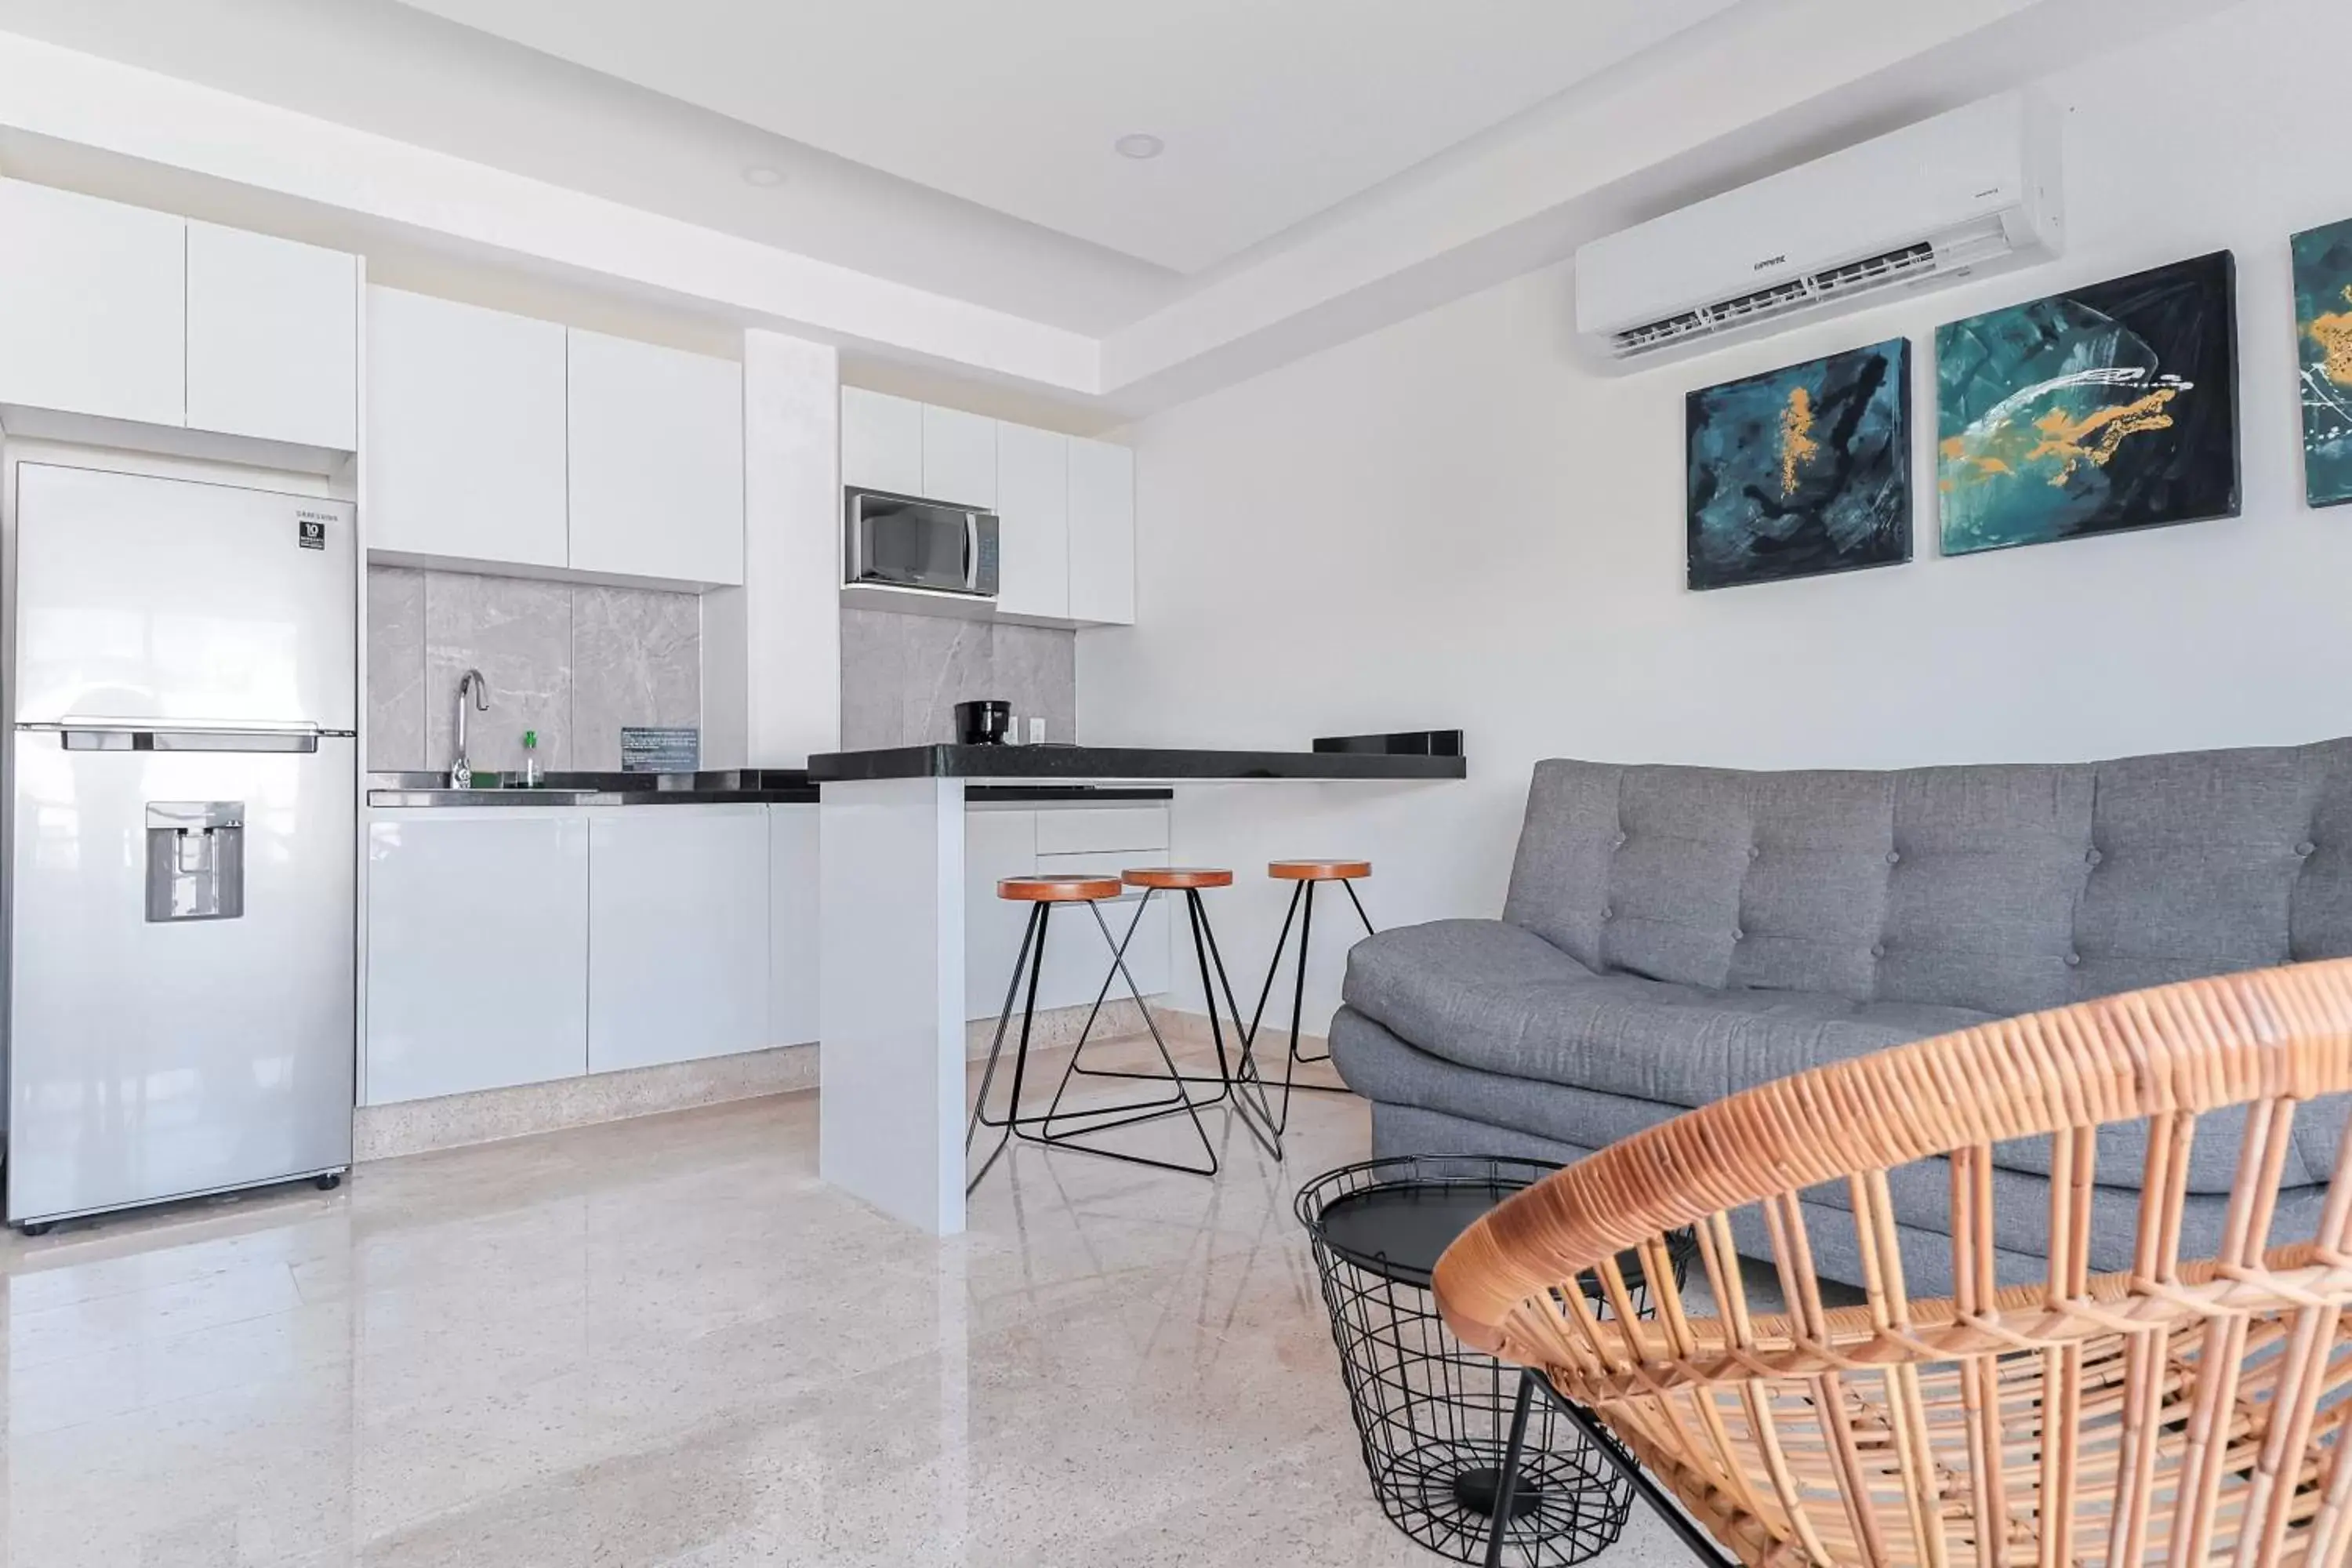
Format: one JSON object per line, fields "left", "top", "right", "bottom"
{"left": 1330, "top": 1001, "right": 1680, "bottom": 1154}
{"left": 1365, "top": 1098, "right": 2336, "bottom": 1296}
{"left": 1344, "top": 924, "right": 2352, "bottom": 1196}
{"left": 1342, "top": 918, "right": 1991, "bottom": 1111}
{"left": 1499, "top": 739, "right": 2352, "bottom": 1020}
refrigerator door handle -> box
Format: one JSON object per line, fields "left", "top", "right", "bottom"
{"left": 41, "top": 720, "right": 325, "bottom": 754}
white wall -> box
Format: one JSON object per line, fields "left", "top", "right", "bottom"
{"left": 1080, "top": 0, "right": 2352, "bottom": 1033}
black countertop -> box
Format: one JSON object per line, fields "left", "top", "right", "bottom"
{"left": 368, "top": 768, "right": 818, "bottom": 807}
{"left": 806, "top": 745, "right": 1466, "bottom": 784}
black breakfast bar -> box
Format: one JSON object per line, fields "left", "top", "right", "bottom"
{"left": 809, "top": 735, "right": 1464, "bottom": 1233}
{"left": 806, "top": 741, "right": 1466, "bottom": 785}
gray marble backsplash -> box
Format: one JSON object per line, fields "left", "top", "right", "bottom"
{"left": 840, "top": 608, "right": 1076, "bottom": 750}
{"left": 368, "top": 566, "right": 701, "bottom": 772}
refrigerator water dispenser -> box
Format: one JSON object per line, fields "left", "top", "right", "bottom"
{"left": 145, "top": 802, "right": 245, "bottom": 921}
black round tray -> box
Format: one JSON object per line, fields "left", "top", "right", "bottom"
{"left": 1316, "top": 1177, "right": 1536, "bottom": 1289}
{"left": 1304, "top": 1156, "right": 1673, "bottom": 1299}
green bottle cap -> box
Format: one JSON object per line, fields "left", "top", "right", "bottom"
{"left": 522, "top": 729, "right": 538, "bottom": 749}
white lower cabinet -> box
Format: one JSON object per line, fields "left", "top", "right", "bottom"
{"left": 768, "top": 805, "right": 819, "bottom": 1048}
{"left": 588, "top": 807, "right": 771, "bottom": 1073}
{"left": 365, "top": 804, "right": 802, "bottom": 1105}
{"left": 964, "top": 805, "right": 1172, "bottom": 1022}
{"left": 365, "top": 810, "right": 590, "bottom": 1105}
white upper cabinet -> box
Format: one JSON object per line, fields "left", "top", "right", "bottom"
{"left": 0, "top": 181, "right": 362, "bottom": 451}
{"left": 840, "top": 387, "right": 924, "bottom": 496}
{"left": 365, "top": 287, "right": 569, "bottom": 569}
{"left": 837, "top": 389, "right": 1136, "bottom": 627}
{"left": 186, "top": 223, "right": 358, "bottom": 450}
{"left": 920, "top": 404, "right": 996, "bottom": 508}
{"left": 993, "top": 421, "right": 1071, "bottom": 622}
{"left": 1068, "top": 437, "right": 1137, "bottom": 626}
{"left": 0, "top": 180, "right": 186, "bottom": 428}
{"left": 567, "top": 328, "right": 745, "bottom": 586}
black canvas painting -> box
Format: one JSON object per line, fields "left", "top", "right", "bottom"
{"left": 1937, "top": 251, "right": 2241, "bottom": 554}
{"left": 1685, "top": 338, "right": 1911, "bottom": 591}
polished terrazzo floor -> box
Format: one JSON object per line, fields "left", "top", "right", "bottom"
{"left": 0, "top": 1045, "right": 1692, "bottom": 1567}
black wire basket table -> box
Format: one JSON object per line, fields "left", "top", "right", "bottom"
{"left": 1297, "top": 1155, "right": 1693, "bottom": 1568}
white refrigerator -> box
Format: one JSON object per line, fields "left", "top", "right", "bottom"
{"left": 8, "top": 463, "right": 356, "bottom": 1229}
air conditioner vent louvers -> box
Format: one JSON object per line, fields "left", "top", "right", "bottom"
{"left": 1614, "top": 311, "right": 1707, "bottom": 352}
{"left": 1711, "top": 278, "right": 1813, "bottom": 321}
{"left": 1813, "top": 239, "right": 1938, "bottom": 295}
{"left": 1606, "top": 234, "right": 1978, "bottom": 360}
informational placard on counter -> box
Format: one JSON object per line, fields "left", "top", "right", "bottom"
{"left": 619, "top": 726, "right": 699, "bottom": 774}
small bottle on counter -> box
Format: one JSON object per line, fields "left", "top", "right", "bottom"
{"left": 520, "top": 729, "right": 543, "bottom": 788}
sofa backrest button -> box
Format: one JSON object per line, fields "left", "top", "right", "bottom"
{"left": 2066, "top": 953, "right": 2082, "bottom": 967}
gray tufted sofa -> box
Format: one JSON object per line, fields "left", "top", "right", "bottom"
{"left": 1330, "top": 739, "right": 2352, "bottom": 1292}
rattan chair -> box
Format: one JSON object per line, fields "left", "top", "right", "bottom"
{"left": 1432, "top": 958, "right": 2352, "bottom": 1568}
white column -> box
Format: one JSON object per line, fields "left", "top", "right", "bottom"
{"left": 819, "top": 777, "right": 967, "bottom": 1232}
{"left": 706, "top": 328, "right": 839, "bottom": 768}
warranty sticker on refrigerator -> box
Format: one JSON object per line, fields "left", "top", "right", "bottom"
{"left": 296, "top": 513, "right": 329, "bottom": 550}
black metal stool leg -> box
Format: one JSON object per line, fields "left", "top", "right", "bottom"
{"left": 1243, "top": 883, "right": 1307, "bottom": 1134}
{"left": 967, "top": 902, "right": 1049, "bottom": 1195}
{"left": 1043, "top": 887, "right": 1209, "bottom": 1127}
{"left": 1182, "top": 888, "right": 1279, "bottom": 1159}
{"left": 1054, "top": 885, "right": 1240, "bottom": 1112}
{"left": 1283, "top": 879, "right": 1317, "bottom": 1098}
{"left": 1025, "top": 900, "right": 1219, "bottom": 1177}
{"left": 1195, "top": 891, "right": 1281, "bottom": 1157}
{"left": 1295, "top": 880, "right": 1377, "bottom": 1066}
{"left": 1241, "top": 875, "right": 1372, "bottom": 1135}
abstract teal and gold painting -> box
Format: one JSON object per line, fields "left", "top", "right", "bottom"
{"left": 1685, "top": 339, "right": 1911, "bottom": 590}
{"left": 1936, "top": 252, "right": 2239, "bottom": 556}
{"left": 2293, "top": 218, "right": 2352, "bottom": 507}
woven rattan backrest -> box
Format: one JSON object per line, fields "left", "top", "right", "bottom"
{"left": 1432, "top": 957, "right": 2352, "bottom": 1568}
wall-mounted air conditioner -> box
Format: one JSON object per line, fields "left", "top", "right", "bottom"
{"left": 1575, "top": 93, "right": 2063, "bottom": 370}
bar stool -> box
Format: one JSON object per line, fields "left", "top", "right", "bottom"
{"left": 1249, "top": 859, "right": 1375, "bottom": 1135}
{"left": 1047, "top": 868, "right": 1283, "bottom": 1160}
{"left": 966, "top": 874, "right": 1218, "bottom": 1195}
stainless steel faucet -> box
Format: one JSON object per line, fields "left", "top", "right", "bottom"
{"left": 451, "top": 669, "right": 489, "bottom": 788}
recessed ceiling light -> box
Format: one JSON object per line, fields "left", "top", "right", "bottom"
{"left": 741, "top": 165, "right": 786, "bottom": 187}
{"left": 1113, "top": 133, "right": 1165, "bottom": 162}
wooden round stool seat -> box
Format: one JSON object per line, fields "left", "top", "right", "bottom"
{"left": 998, "top": 873, "right": 1123, "bottom": 902}
{"left": 1269, "top": 858, "right": 1371, "bottom": 882}
{"left": 1123, "top": 866, "right": 1234, "bottom": 891}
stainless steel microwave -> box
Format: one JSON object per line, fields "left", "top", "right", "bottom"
{"left": 844, "top": 488, "right": 1000, "bottom": 598}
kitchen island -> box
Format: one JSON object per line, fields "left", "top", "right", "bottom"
{"left": 809, "top": 743, "right": 1465, "bottom": 1232}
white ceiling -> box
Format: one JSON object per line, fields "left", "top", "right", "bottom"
{"left": 390, "top": 0, "right": 1744, "bottom": 274}
{"left": 0, "top": 0, "right": 1180, "bottom": 336}
{"left": 0, "top": 0, "right": 2239, "bottom": 418}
